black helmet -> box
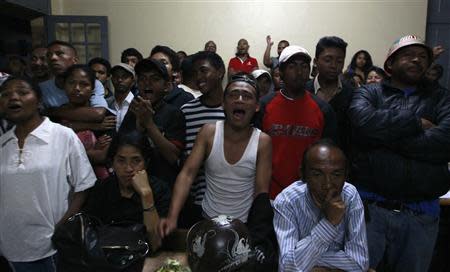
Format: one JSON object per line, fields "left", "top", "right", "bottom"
{"left": 186, "top": 215, "right": 252, "bottom": 272}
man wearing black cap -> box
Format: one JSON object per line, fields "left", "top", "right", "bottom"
{"left": 120, "top": 59, "right": 185, "bottom": 188}
{"left": 349, "top": 35, "right": 450, "bottom": 272}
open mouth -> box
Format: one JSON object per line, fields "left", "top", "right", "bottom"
{"left": 7, "top": 104, "right": 22, "bottom": 112}
{"left": 197, "top": 81, "right": 206, "bottom": 89}
{"left": 232, "top": 109, "right": 246, "bottom": 120}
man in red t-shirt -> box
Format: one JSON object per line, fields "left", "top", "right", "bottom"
{"left": 256, "top": 45, "right": 337, "bottom": 199}
{"left": 228, "top": 39, "right": 259, "bottom": 78}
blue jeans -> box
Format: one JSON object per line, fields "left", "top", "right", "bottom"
{"left": 9, "top": 254, "right": 56, "bottom": 272}
{"left": 366, "top": 203, "right": 439, "bottom": 272}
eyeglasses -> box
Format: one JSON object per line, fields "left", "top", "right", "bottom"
{"left": 225, "top": 89, "right": 256, "bottom": 101}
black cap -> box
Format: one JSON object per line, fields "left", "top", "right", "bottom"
{"left": 135, "top": 58, "right": 169, "bottom": 81}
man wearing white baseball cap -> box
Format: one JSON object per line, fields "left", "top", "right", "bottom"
{"left": 255, "top": 45, "right": 337, "bottom": 200}
{"left": 349, "top": 35, "right": 450, "bottom": 271}
{"left": 251, "top": 69, "right": 273, "bottom": 98}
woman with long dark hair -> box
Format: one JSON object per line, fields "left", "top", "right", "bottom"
{"left": 346, "top": 50, "right": 373, "bottom": 82}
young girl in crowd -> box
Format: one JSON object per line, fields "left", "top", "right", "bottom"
{"left": 83, "top": 130, "right": 171, "bottom": 253}
{"left": 0, "top": 77, "right": 96, "bottom": 271}
{"left": 63, "top": 64, "right": 111, "bottom": 180}
{"left": 346, "top": 50, "right": 373, "bottom": 81}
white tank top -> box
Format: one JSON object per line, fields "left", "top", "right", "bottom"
{"left": 202, "top": 120, "right": 261, "bottom": 223}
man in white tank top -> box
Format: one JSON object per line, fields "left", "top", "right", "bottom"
{"left": 159, "top": 73, "right": 272, "bottom": 237}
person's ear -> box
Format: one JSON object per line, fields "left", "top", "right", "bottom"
{"left": 313, "top": 57, "right": 318, "bottom": 67}
{"left": 163, "top": 81, "right": 170, "bottom": 92}
{"left": 385, "top": 58, "right": 393, "bottom": 74}
{"left": 218, "top": 67, "right": 225, "bottom": 80}
{"left": 255, "top": 102, "right": 260, "bottom": 113}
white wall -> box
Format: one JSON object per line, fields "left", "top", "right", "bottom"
{"left": 51, "top": 0, "right": 428, "bottom": 69}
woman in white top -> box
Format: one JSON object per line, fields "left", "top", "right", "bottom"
{"left": 0, "top": 77, "right": 96, "bottom": 271}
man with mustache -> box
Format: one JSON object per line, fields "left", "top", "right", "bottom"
{"left": 273, "top": 140, "right": 368, "bottom": 272}
{"left": 349, "top": 35, "right": 450, "bottom": 272}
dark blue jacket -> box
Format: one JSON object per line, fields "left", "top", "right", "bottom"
{"left": 349, "top": 81, "right": 450, "bottom": 201}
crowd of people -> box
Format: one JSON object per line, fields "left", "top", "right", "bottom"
{"left": 0, "top": 34, "right": 449, "bottom": 272}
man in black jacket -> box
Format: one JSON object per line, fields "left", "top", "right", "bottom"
{"left": 349, "top": 35, "right": 450, "bottom": 272}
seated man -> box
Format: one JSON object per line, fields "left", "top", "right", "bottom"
{"left": 159, "top": 73, "right": 272, "bottom": 234}
{"left": 273, "top": 139, "right": 368, "bottom": 272}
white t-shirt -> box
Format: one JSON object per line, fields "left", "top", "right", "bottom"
{"left": 0, "top": 117, "right": 96, "bottom": 262}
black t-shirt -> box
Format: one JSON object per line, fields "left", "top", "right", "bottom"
{"left": 83, "top": 174, "right": 170, "bottom": 224}
{"left": 119, "top": 101, "right": 186, "bottom": 188}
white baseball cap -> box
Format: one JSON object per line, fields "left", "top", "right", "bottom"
{"left": 251, "top": 69, "right": 271, "bottom": 79}
{"left": 279, "top": 45, "right": 311, "bottom": 65}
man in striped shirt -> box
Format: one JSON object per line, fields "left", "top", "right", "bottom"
{"left": 273, "top": 140, "right": 368, "bottom": 272}
{"left": 179, "top": 51, "right": 225, "bottom": 226}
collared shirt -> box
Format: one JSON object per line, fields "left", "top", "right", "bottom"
{"left": 107, "top": 91, "right": 134, "bottom": 131}
{"left": 39, "top": 78, "right": 107, "bottom": 109}
{"left": 228, "top": 55, "right": 259, "bottom": 74}
{"left": 313, "top": 75, "right": 343, "bottom": 99}
{"left": 273, "top": 181, "right": 369, "bottom": 272}
{"left": 0, "top": 117, "right": 96, "bottom": 261}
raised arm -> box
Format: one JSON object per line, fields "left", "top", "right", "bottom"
{"left": 263, "top": 35, "right": 274, "bottom": 68}
{"left": 158, "top": 124, "right": 213, "bottom": 237}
